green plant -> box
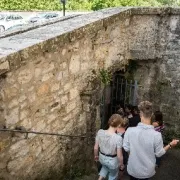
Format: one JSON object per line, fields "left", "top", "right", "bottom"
{"left": 99, "top": 69, "right": 112, "bottom": 86}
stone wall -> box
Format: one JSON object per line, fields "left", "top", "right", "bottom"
{"left": 129, "top": 9, "right": 180, "bottom": 133}
{"left": 0, "top": 8, "right": 131, "bottom": 180}
{"left": 1, "top": 7, "right": 180, "bottom": 180}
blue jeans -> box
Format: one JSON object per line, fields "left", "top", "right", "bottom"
{"left": 99, "top": 153, "right": 119, "bottom": 180}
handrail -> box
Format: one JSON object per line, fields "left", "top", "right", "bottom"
{"left": 0, "top": 127, "right": 90, "bottom": 139}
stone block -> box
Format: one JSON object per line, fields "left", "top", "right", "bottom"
{"left": 20, "top": 110, "right": 29, "bottom": 120}
{"left": 20, "top": 101, "right": 27, "bottom": 109}
{"left": 3, "top": 87, "right": 18, "bottom": 99}
{"left": 69, "top": 88, "right": 79, "bottom": 100}
{"left": 0, "top": 61, "right": 9, "bottom": 75}
{"left": 42, "top": 72, "right": 53, "bottom": 82}
{"left": 47, "top": 114, "right": 57, "bottom": 124}
{"left": 57, "top": 71, "right": 63, "bottom": 81}
{"left": 66, "top": 101, "right": 76, "bottom": 113}
{"left": 61, "top": 95, "right": 68, "bottom": 105}
{"left": 62, "top": 113, "right": 72, "bottom": 122}
{"left": 37, "top": 83, "right": 50, "bottom": 96}
{"left": 28, "top": 92, "right": 36, "bottom": 103}
{"left": 20, "top": 118, "right": 32, "bottom": 129}
{"left": 18, "top": 69, "right": 33, "bottom": 84}
{"left": 8, "top": 98, "right": 19, "bottom": 109}
{"left": 51, "top": 83, "right": 60, "bottom": 92}
{"left": 5, "top": 108, "right": 19, "bottom": 125}
{"left": 34, "top": 68, "right": 42, "bottom": 78}
{"left": 69, "top": 54, "right": 80, "bottom": 74}
{"left": 64, "top": 83, "right": 71, "bottom": 92}
{"left": 42, "top": 62, "right": 55, "bottom": 74}
{"left": 62, "top": 49, "right": 66, "bottom": 56}
{"left": 81, "top": 62, "right": 89, "bottom": 71}
{"left": 19, "top": 95, "right": 27, "bottom": 103}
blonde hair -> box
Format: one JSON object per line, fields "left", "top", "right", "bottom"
{"left": 108, "top": 114, "right": 124, "bottom": 128}
{"left": 121, "top": 117, "right": 129, "bottom": 128}
{"left": 138, "top": 101, "right": 153, "bottom": 118}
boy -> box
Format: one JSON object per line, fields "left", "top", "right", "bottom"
{"left": 123, "top": 101, "right": 179, "bottom": 180}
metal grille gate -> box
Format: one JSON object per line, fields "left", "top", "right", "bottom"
{"left": 100, "top": 72, "right": 138, "bottom": 129}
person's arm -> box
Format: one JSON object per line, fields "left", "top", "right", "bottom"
{"left": 155, "top": 133, "right": 179, "bottom": 157}
{"left": 94, "top": 131, "right": 100, "bottom": 162}
{"left": 164, "top": 139, "right": 179, "bottom": 151}
{"left": 94, "top": 141, "right": 99, "bottom": 161}
{"left": 123, "top": 129, "right": 130, "bottom": 152}
{"left": 117, "top": 148, "right": 124, "bottom": 170}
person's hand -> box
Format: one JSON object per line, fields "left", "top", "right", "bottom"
{"left": 94, "top": 156, "right": 99, "bottom": 162}
{"left": 170, "top": 139, "right": 179, "bottom": 147}
{"left": 120, "top": 164, "right": 125, "bottom": 171}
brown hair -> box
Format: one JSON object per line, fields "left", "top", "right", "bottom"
{"left": 108, "top": 114, "right": 123, "bottom": 128}
{"left": 121, "top": 117, "right": 129, "bottom": 128}
{"left": 153, "top": 111, "right": 163, "bottom": 126}
{"left": 138, "top": 101, "right": 153, "bottom": 118}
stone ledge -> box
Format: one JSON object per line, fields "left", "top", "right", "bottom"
{"left": 0, "top": 61, "right": 10, "bottom": 75}
{"left": 0, "top": 7, "right": 180, "bottom": 75}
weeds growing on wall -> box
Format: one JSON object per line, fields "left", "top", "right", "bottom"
{"left": 99, "top": 69, "right": 112, "bottom": 86}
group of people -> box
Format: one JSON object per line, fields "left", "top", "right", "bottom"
{"left": 94, "top": 101, "right": 179, "bottom": 180}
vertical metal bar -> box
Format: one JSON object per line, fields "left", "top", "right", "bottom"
{"left": 110, "top": 75, "right": 115, "bottom": 115}
{"left": 120, "top": 77, "right": 123, "bottom": 104}
{"left": 103, "top": 88, "right": 106, "bottom": 129}
{"left": 133, "top": 80, "right": 138, "bottom": 106}
{"left": 129, "top": 80, "right": 132, "bottom": 105}
{"left": 115, "top": 76, "right": 119, "bottom": 112}
{"left": 124, "top": 79, "right": 127, "bottom": 107}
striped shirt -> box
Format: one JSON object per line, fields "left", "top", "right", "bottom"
{"left": 123, "top": 123, "right": 166, "bottom": 179}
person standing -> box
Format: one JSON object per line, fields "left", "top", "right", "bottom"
{"left": 123, "top": 101, "right": 179, "bottom": 180}
{"left": 125, "top": 104, "right": 133, "bottom": 119}
{"left": 152, "top": 110, "right": 165, "bottom": 167}
{"left": 129, "top": 106, "right": 141, "bottom": 127}
{"left": 94, "top": 114, "right": 124, "bottom": 180}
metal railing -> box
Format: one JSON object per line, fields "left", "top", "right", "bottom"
{"left": 0, "top": 126, "right": 92, "bottom": 139}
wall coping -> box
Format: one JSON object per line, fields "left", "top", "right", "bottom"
{"left": 0, "top": 7, "right": 180, "bottom": 75}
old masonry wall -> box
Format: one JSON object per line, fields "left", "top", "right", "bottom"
{"left": 0, "top": 7, "right": 180, "bottom": 180}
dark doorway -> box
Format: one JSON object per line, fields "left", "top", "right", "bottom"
{"left": 100, "top": 71, "right": 138, "bottom": 129}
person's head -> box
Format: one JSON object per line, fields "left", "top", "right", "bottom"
{"left": 138, "top": 101, "right": 153, "bottom": 121}
{"left": 132, "top": 106, "right": 139, "bottom": 115}
{"left": 117, "top": 108, "right": 125, "bottom": 117}
{"left": 152, "top": 111, "right": 163, "bottom": 127}
{"left": 121, "top": 117, "right": 129, "bottom": 129}
{"left": 125, "top": 104, "right": 133, "bottom": 114}
{"left": 117, "top": 117, "right": 129, "bottom": 133}
{"left": 108, "top": 114, "right": 124, "bottom": 129}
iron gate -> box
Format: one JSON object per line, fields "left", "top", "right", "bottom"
{"left": 100, "top": 72, "right": 138, "bottom": 129}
